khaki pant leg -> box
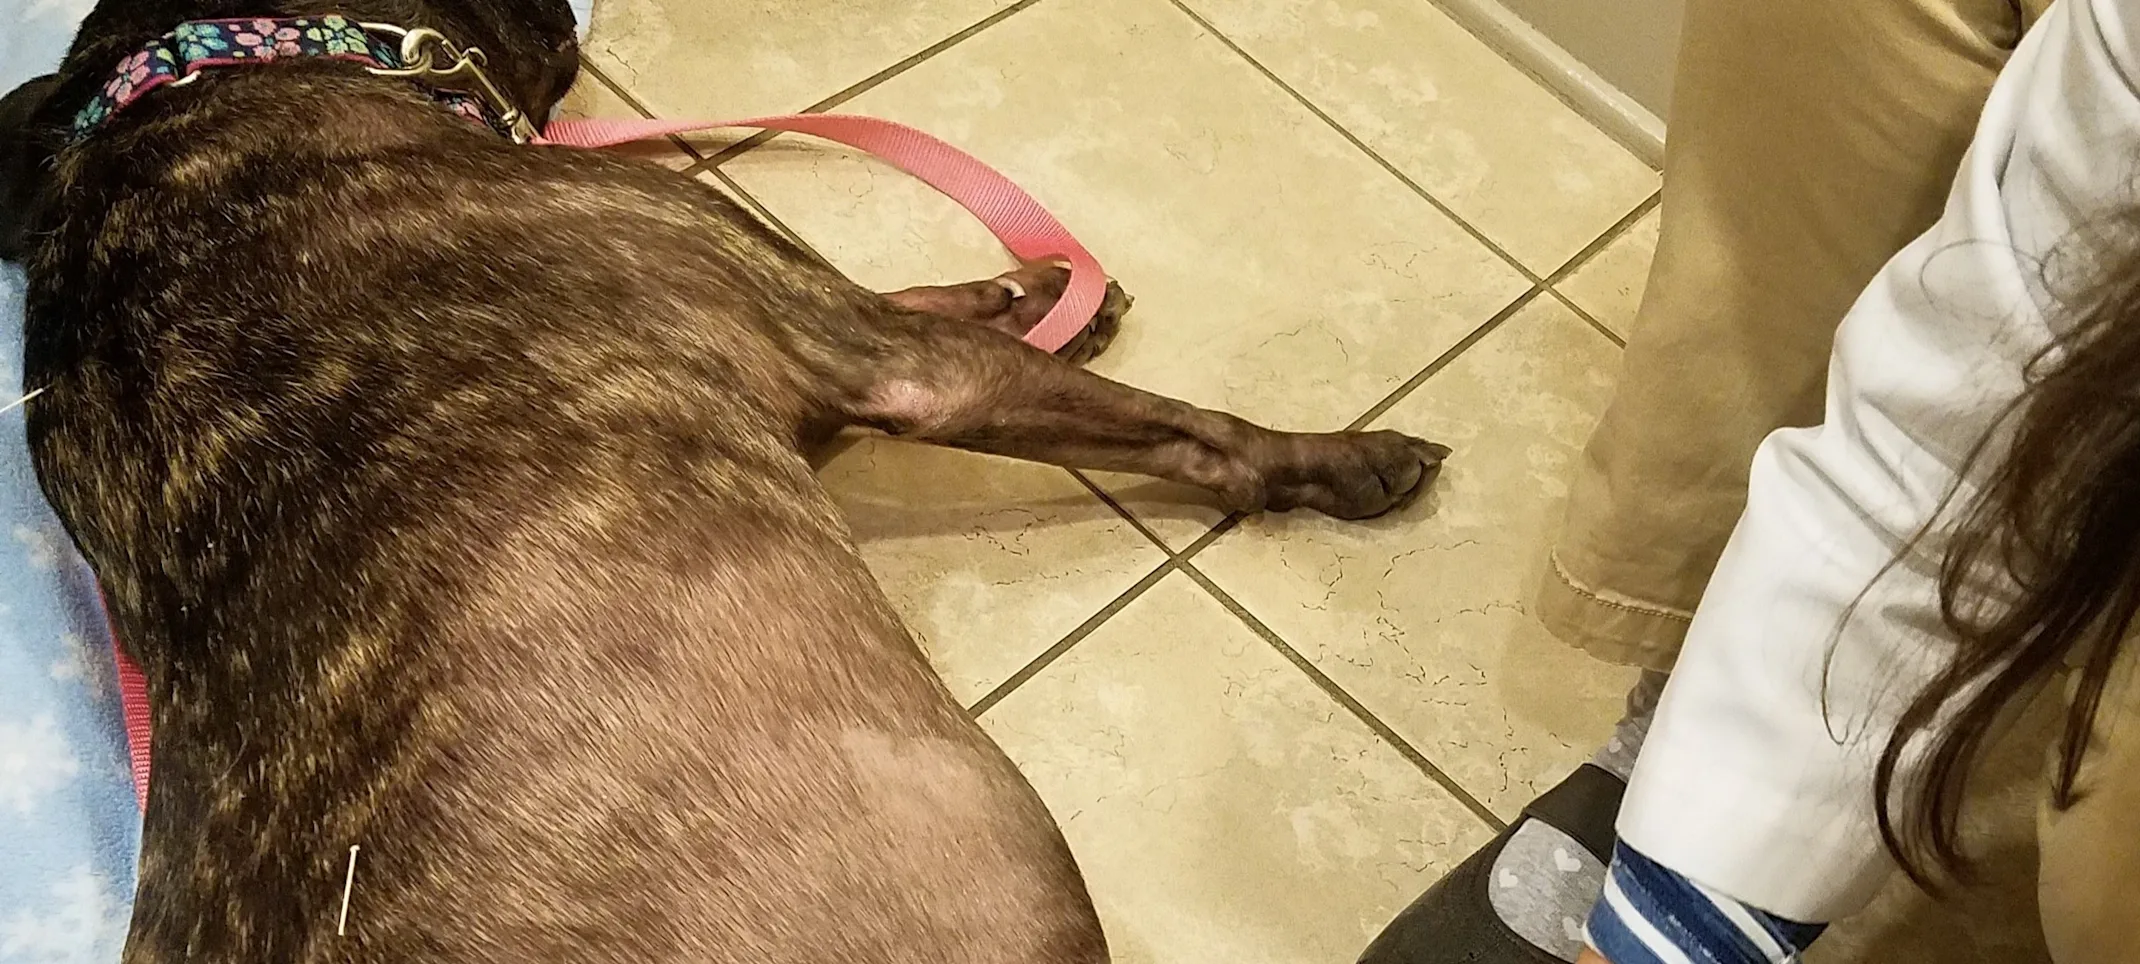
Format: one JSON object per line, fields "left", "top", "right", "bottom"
{"left": 2038, "top": 656, "right": 2140, "bottom": 964}
{"left": 1536, "top": 0, "right": 2049, "bottom": 671}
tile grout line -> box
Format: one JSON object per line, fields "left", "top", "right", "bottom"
{"left": 578, "top": 59, "right": 830, "bottom": 262}
{"left": 967, "top": 558, "right": 1179, "bottom": 717}
{"left": 1163, "top": 0, "right": 1550, "bottom": 287}
{"left": 1322, "top": 181, "right": 1655, "bottom": 442}
{"left": 1550, "top": 290, "right": 1624, "bottom": 349}
{"left": 1177, "top": 513, "right": 1246, "bottom": 558}
{"left": 1070, "top": 470, "right": 1184, "bottom": 557}
{"left": 708, "top": 167, "right": 842, "bottom": 271}
{"left": 578, "top": 59, "right": 666, "bottom": 133}
{"left": 1346, "top": 283, "right": 1544, "bottom": 433}
{"left": 1176, "top": 562, "right": 1510, "bottom": 832}
{"left": 1547, "top": 189, "right": 1661, "bottom": 287}
{"left": 1543, "top": 189, "right": 1660, "bottom": 349}
{"left": 677, "top": 0, "right": 1055, "bottom": 175}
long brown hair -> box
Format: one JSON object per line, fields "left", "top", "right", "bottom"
{"left": 1876, "top": 225, "right": 2140, "bottom": 885}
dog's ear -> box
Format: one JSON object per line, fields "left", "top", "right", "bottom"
{"left": 0, "top": 74, "right": 62, "bottom": 262}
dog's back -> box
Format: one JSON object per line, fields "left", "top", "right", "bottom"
{"left": 2, "top": 6, "right": 1109, "bottom": 962}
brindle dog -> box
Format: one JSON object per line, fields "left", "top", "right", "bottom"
{"left": 0, "top": 2, "right": 1450, "bottom": 961}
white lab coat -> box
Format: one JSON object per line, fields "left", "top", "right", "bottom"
{"left": 1617, "top": 0, "right": 2133, "bottom": 923}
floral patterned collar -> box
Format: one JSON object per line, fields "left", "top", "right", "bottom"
{"left": 73, "top": 15, "right": 505, "bottom": 140}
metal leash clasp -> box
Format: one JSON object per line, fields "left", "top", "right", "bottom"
{"left": 359, "top": 23, "right": 538, "bottom": 143}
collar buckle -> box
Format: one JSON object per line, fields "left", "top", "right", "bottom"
{"left": 360, "top": 23, "right": 538, "bottom": 143}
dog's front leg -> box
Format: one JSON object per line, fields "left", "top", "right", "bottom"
{"left": 826, "top": 309, "right": 1449, "bottom": 520}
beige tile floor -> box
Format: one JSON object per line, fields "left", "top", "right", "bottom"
{"left": 561, "top": 0, "right": 1672, "bottom": 959}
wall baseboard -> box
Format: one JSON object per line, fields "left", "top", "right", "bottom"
{"left": 1425, "top": 0, "right": 1666, "bottom": 170}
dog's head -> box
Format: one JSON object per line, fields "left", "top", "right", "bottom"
{"left": 0, "top": 74, "right": 61, "bottom": 262}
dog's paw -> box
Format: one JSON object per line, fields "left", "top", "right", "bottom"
{"left": 1263, "top": 430, "right": 1451, "bottom": 520}
{"left": 1057, "top": 279, "right": 1130, "bottom": 366}
{"left": 886, "top": 266, "right": 1129, "bottom": 366}
{"left": 989, "top": 264, "right": 1128, "bottom": 366}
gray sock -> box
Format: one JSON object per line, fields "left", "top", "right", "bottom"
{"left": 1485, "top": 671, "right": 1667, "bottom": 961}
{"left": 1588, "top": 669, "right": 1665, "bottom": 781}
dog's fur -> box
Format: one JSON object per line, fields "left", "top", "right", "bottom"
{"left": 0, "top": 3, "right": 1450, "bottom": 961}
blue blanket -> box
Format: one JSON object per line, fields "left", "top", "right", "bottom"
{"left": 0, "top": 4, "right": 591, "bottom": 960}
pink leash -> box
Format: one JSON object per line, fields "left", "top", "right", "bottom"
{"left": 109, "top": 112, "right": 1111, "bottom": 809}
{"left": 539, "top": 116, "right": 1107, "bottom": 354}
